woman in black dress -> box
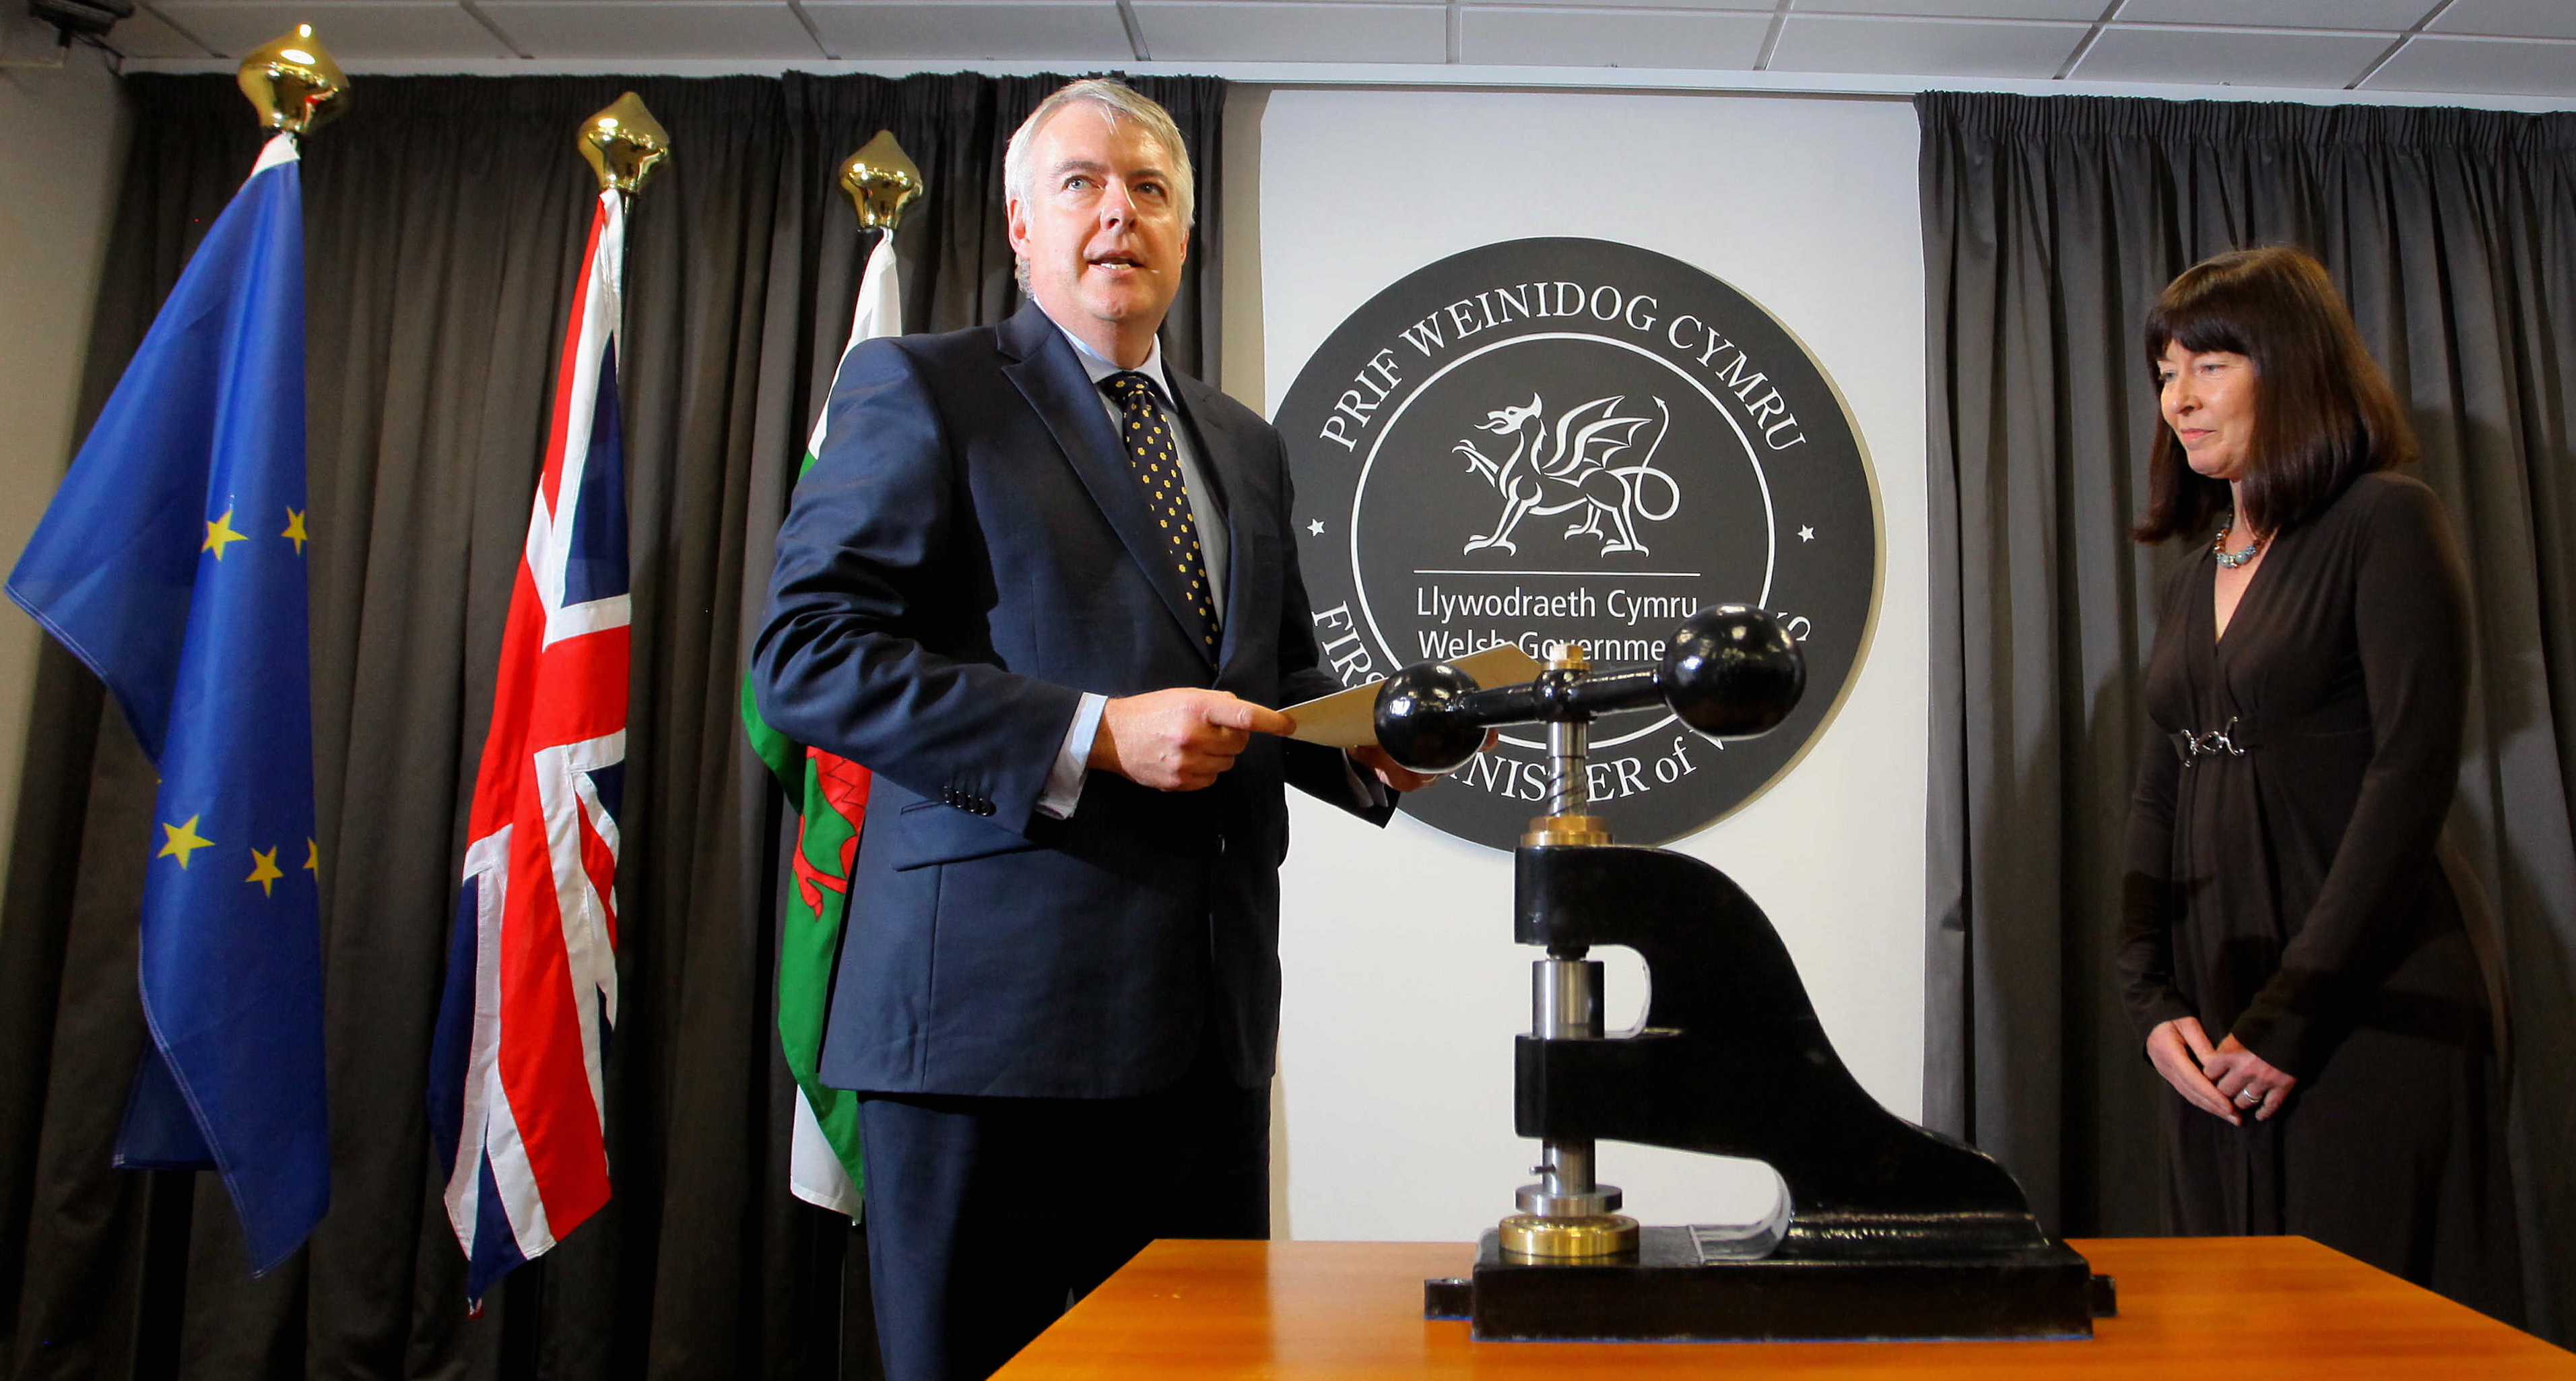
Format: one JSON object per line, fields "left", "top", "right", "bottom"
{"left": 2115, "top": 247, "right": 2521, "bottom": 1320}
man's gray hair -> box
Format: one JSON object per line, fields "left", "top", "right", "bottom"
{"left": 1002, "top": 78, "right": 1197, "bottom": 229}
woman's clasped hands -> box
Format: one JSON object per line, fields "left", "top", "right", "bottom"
{"left": 2147, "top": 1016, "right": 2297, "bottom": 1125}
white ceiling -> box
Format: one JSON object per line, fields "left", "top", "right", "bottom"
{"left": 102, "top": 0, "right": 2576, "bottom": 98}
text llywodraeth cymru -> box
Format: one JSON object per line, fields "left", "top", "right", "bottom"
{"left": 1418, "top": 585, "right": 1700, "bottom": 627}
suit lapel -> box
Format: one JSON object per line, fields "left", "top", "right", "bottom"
{"left": 999, "top": 303, "right": 1218, "bottom": 668}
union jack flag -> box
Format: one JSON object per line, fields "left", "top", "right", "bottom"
{"left": 428, "top": 187, "right": 631, "bottom": 1305}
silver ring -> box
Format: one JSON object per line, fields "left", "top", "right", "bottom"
{"left": 2236, "top": 1088, "right": 2261, "bottom": 1103}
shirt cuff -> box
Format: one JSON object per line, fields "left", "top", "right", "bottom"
{"left": 1036, "top": 692, "right": 1107, "bottom": 820}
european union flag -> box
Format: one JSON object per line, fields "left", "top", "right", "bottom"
{"left": 7, "top": 133, "right": 327, "bottom": 1274}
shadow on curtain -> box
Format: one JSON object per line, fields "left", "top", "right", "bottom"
{"left": 0, "top": 69, "right": 1226, "bottom": 1380}
{"left": 1918, "top": 92, "right": 2576, "bottom": 1341}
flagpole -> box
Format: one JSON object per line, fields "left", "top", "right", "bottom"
{"left": 840, "top": 127, "right": 925, "bottom": 269}
{"left": 3, "top": 22, "right": 346, "bottom": 1277}
{"left": 579, "top": 92, "right": 668, "bottom": 393}
{"left": 426, "top": 91, "right": 667, "bottom": 1310}
{"left": 836, "top": 131, "right": 923, "bottom": 354}
{"left": 756, "top": 130, "right": 922, "bottom": 1225}
{"left": 237, "top": 22, "right": 348, "bottom": 141}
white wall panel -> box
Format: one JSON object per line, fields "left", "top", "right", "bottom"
{"left": 1245, "top": 86, "right": 1928, "bottom": 1242}
{"left": 0, "top": 38, "right": 129, "bottom": 911}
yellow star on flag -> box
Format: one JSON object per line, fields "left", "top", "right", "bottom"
{"left": 158, "top": 814, "right": 214, "bottom": 869}
{"left": 203, "top": 508, "right": 248, "bottom": 560}
{"left": 246, "top": 846, "right": 284, "bottom": 897}
{"left": 304, "top": 838, "right": 319, "bottom": 874}
{"left": 282, "top": 509, "right": 308, "bottom": 554}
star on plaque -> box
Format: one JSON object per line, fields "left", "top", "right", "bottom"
{"left": 1797, "top": 526, "right": 1815, "bottom": 542}
{"left": 1308, "top": 520, "right": 1325, "bottom": 536}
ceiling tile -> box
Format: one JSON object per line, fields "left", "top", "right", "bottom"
{"left": 1132, "top": 3, "right": 1447, "bottom": 63}
{"left": 805, "top": 3, "right": 1133, "bottom": 60}
{"left": 154, "top": 1, "right": 515, "bottom": 59}
{"left": 1770, "top": 15, "right": 2088, "bottom": 77}
{"left": 1465, "top": 0, "right": 1768, "bottom": 9}
{"left": 2116, "top": 0, "right": 2431, "bottom": 28}
{"left": 2075, "top": 24, "right": 2391, "bottom": 87}
{"left": 1796, "top": 0, "right": 2105, "bottom": 18}
{"left": 2363, "top": 34, "right": 2576, "bottom": 94}
{"left": 2431, "top": 0, "right": 2576, "bottom": 40}
{"left": 112, "top": 3, "right": 218, "bottom": 57}
{"left": 1458, "top": 5, "right": 1771, "bottom": 67}
{"left": 478, "top": 2, "right": 821, "bottom": 59}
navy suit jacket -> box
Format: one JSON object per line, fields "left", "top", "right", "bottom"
{"left": 753, "top": 300, "right": 1389, "bottom": 1099}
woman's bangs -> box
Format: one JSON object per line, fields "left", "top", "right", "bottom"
{"left": 2144, "top": 288, "right": 2252, "bottom": 365}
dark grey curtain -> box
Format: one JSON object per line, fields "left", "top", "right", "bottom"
{"left": 1919, "top": 91, "right": 2576, "bottom": 1339}
{"left": 0, "top": 69, "right": 1227, "bottom": 1380}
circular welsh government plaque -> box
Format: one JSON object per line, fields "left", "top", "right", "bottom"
{"left": 1276, "top": 237, "right": 1880, "bottom": 851}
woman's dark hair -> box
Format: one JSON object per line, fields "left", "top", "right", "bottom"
{"left": 2132, "top": 246, "right": 2416, "bottom": 544}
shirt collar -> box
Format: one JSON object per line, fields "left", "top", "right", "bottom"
{"left": 1055, "top": 319, "right": 1173, "bottom": 402}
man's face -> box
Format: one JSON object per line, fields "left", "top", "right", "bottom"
{"left": 1008, "top": 104, "right": 1188, "bottom": 361}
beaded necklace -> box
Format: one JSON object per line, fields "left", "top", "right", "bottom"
{"left": 2213, "top": 510, "right": 2264, "bottom": 569}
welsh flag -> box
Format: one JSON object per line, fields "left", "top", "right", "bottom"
{"left": 744, "top": 230, "right": 900, "bottom": 1219}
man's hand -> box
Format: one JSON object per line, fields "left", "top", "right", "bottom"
{"left": 1090, "top": 688, "right": 1295, "bottom": 791}
{"left": 1350, "top": 728, "right": 1501, "bottom": 794}
{"left": 1350, "top": 743, "right": 1440, "bottom": 793}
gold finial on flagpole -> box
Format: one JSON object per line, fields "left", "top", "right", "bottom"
{"left": 840, "top": 131, "right": 923, "bottom": 232}
{"left": 237, "top": 25, "right": 348, "bottom": 135}
{"left": 580, "top": 92, "right": 670, "bottom": 195}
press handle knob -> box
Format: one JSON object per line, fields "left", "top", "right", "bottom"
{"left": 1370, "top": 605, "right": 1806, "bottom": 775}
{"left": 1660, "top": 604, "right": 1805, "bottom": 738}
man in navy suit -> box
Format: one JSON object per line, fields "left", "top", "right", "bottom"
{"left": 753, "top": 79, "right": 1432, "bottom": 1381}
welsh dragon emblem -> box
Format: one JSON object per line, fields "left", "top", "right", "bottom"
{"left": 1453, "top": 393, "right": 1680, "bottom": 556}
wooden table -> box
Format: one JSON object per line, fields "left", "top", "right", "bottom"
{"left": 996, "top": 1237, "right": 2574, "bottom": 1379}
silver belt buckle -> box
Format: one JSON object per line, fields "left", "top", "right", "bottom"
{"left": 2179, "top": 715, "right": 2245, "bottom": 764}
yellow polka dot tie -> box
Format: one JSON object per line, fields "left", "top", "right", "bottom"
{"left": 1100, "top": 371, "right": 1220, "bottom": 652}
